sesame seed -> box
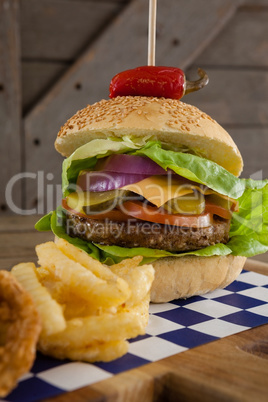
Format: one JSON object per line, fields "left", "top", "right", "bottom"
{"left": 57, "top": 96, "right": 212, "bottom": 140}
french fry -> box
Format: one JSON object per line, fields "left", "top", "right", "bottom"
{"left": 61, "top": 295, "right": 100, "bottom": 320}
{"left": 36, "top": 266, "right": 66, "bottom": 302}
{"left": 110, "top": 258, "right": 155, "bottom": 306}
{"left": 119, "top": 294, "right": 151, "bottom": 328}
{"left": 38, "top": 340, "right": 129, "bottom": 363}
{"left": 111, "top": 255, "right": 143, "bottom": 270}
{"left": 38, "top": 310, "right": 146, "bottom": 350}
{"left": 36, "top": 242, "right": 131, "bottom": 308}
{"left": 56, "top": 238, "right": 118, "bottom": 281}
{"left": 11, "top": 263, "right": 66, "bottom": 336}
{"left": 10, "top": 240, "right": 155, "bottom": 364}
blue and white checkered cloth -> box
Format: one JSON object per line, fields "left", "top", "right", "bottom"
{"left": 4, "top": 270, "right": 268, "bottom": 402}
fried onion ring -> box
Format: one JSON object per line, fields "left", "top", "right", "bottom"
{"left": 0, "top": 270, "right": 41, "bottom": 398}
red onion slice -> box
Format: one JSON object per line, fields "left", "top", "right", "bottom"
{"left": 77, "top": 171, "right": 151, "bottom": 192}
{"left": 95, "top": 154, "right": 167, "bottom": 175}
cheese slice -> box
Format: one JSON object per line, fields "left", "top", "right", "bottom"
{"left": 123, "top": 175, "right": 238, "bottom": 211}
{"left": 123, "top": 176, "right": 195, "bottom": 208}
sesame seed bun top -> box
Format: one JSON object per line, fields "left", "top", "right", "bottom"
{"left": 55, "top": 96, "right": 243, "bottom": 176}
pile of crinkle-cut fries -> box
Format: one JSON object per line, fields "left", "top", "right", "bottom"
{"left": 0, "top": 239, "right": 154, "bottom": 397}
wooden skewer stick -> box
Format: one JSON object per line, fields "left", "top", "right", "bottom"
{"left": 148, "top": 0, "right": 157, "bottom": 66}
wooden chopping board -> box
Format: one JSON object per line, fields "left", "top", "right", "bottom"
{"left": 1, "top": 216, "right": 268, "bottom": 401}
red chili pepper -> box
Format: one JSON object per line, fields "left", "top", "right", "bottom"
{"left": 109, "top": 66, "right": 208, "bottom": 100}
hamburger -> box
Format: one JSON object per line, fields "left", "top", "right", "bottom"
{"left": 36, "top": 96, "right": 268, "bottom": 302}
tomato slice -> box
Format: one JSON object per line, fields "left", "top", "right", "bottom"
{"left": 62, "top": 198, "right": 86, "bottom": 218}
{"left": 205, "top": 202, "right": 233, "bottom": 220}
{"left": 121, "top": 201, "right": 213, "bottom": 228}
{"left": 63, "top": 198, "right": 231, "bottom": 226}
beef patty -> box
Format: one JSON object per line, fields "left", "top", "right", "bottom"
{"left": 65, "top": 211, "right": 230, "bottom": 252}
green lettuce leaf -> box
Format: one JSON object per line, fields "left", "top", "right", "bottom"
{"left": 93, "top": 181, "right": 268, "bottom": 260}
{"left": 132, "top": 142, "right": 268, "bottom": 199}
{"left": 35, "top": 137, "right": 268, "bottom": 263}
{"left": 35, "top": 182, "right": 268, "bottom": 262}
{"left": 62, "top": 137, "right": 268, "bottom": 199}
{"left": 94, "top": 242, "right": 232, "bottom": 264}
{"left": 93, "top": 180, "right": 268, "bottom": 258}
{"left": 226, "top": 236, "right": 268, "bottom": 257}
{"left": 227, "top": 184, "right": 268, "bottom": 256}
{"left": 62, "top": 136, "right": 152, "bottom": 196}
{"left": 35, "top": 212, "right": 53, "bottom": 231}
{"left": 39, "top": 208, "right": 101, "bottom": 260}
{"left": 35, "top": 208, "right": 232, "bottom": 264}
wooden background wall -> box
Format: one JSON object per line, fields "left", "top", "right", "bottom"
{"left": 1, "top": 0, "right": 268, "bottom": 216}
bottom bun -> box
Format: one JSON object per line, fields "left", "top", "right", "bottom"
{"left": 150, "top": 255, "right": 246, "bottom": 303}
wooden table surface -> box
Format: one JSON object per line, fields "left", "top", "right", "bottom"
{"left": 1, "top": 215, "right": 268, "bottom": 402}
